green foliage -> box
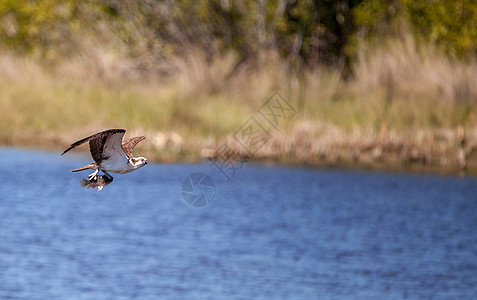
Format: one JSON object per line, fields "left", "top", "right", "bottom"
{"left": 352, "top": 0, "right": 477, "bottom": 58}
{"left": 405, "top": 0, "right": 477, "bottom": 56}
{"left": 0, "top": 0, "right": 477, "bottom": 69}
{"left": 0, "top": 0, "right": 82, "bottom": 57}
{"left": 0, "top": 0, "right": 360, "bottom": 68}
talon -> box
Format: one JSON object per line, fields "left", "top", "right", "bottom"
{"left": 88, "top": 169, "right": 99, "bottom": 180}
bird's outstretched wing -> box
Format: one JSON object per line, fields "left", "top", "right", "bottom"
{"left": 62, "top": 129, "right": 126, "bottom": 164}
{"left": 122, "top": 136, "right": 145, "bottom": 159}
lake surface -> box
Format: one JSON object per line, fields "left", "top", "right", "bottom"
{"left": 0, "top": 147, "right": 476, "bottom": 299}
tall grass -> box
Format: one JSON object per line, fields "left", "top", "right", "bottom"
{"left": 0, "top": 37, "right": 476, "bottom": 173}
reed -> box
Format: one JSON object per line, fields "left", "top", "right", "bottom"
{"left": 1, "top": 37, "right": 476, "bottom": 174}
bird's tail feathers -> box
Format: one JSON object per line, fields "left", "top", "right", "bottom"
{"left": 71, "top": 163, "right": 97, "bottom": 173}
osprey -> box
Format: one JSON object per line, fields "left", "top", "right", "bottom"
{"left": 61, "top": 129, "right": 148, "bottom": 184}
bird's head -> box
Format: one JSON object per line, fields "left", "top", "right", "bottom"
{"left": 132, "top": 157, "right": 148, "bottom": 169}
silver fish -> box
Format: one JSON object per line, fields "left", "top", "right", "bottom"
{"left": 80, "top": 175, "right": 113, "bottom": 191}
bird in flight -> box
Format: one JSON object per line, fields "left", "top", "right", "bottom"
{"left": 62, "top": 129, "right": 148, "bottom": 189}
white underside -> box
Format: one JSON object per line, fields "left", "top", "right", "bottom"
{"left": 98, "top": 137, "right": 136, "bottom": 174}
{"left": 100, "top": 154, "right": 135, "bottom": 174}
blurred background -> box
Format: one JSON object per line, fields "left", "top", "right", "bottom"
{"left": 1, "top": 1, "right": 477, "bottom": 299}
{"left": 0, "top": 0, "right": 476, "bottom": 172}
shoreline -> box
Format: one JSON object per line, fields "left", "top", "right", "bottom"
{"left": 2, "top": 126, "right": 476, "bottom": 176}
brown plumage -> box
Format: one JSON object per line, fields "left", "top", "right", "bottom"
{"left": 62, "top": 129, "right": 128, "bottom": 163}
{"left": 62, "top": 129, "right": 148, "bottom": 188}
{"left": 122, "top": 136, "right": 146, "bottom": 159}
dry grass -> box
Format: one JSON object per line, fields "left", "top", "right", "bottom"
{"left": 1, "top": 37, "right": 477, "bottom": 174}
{"left": 353, "top": 37, "right": 477, "bottom": 104}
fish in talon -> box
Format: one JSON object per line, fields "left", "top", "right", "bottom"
{"left": 80, "top": 174, "right": 113, "bottom": 191}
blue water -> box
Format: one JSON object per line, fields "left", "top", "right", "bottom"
{"left": 0, "top": 148, "right": 476, "bottom": 299}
